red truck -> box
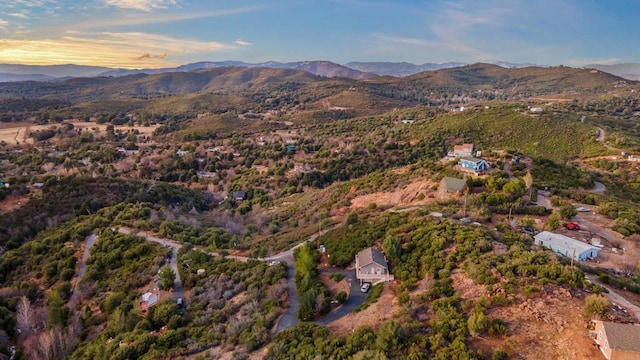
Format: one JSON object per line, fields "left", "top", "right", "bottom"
{"left": 565, "top": 222, "right": 580, "bottom": 230}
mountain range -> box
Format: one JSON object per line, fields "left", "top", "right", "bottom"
{"left": 0, "top": 60, "right": 544, "bottom": 83}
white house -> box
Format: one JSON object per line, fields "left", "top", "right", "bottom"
{"left": 534, "top": 231, "right": 600, "bottom": 261}
{"left": 448, "top": 143, "right": 475, "bottom": 158}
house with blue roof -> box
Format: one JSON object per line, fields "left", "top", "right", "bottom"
{"left": 459, "top": 157, "right": 490, "bottom": 174}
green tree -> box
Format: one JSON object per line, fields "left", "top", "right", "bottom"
{"left": 583, "top": 294, "right": 610, "bottom": 319}
{"left": 547, "top": 212, "right": 560, "bottom": 230}
{"left": 159, "top": 266, "right": 176, "bottom": 291}
{"left": 502, "top": 180, "right": 526, "bottom": 197}
{"left": 376, "top": 321, "right": 403, "bottom": 355}
{"left": 518, "top": 216, "right": 535, "bottom": 229}
{"left": 467, "top": 311, "right": 489, "bottom": 336}
{"left": 559, "top": 205, "right": 577, "bottom": 220}
{"left": 382, "top": 236, "right": 401, "bottom": 260}
{"left": 47, "top": 289, "right": 70, "bottom": 327}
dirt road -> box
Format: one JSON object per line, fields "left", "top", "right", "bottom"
{"left": 586, "top": 275, "right": 640, "bottom": 321}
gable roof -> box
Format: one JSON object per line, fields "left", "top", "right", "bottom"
{"left": 602, "top": 321, "right": 640, "bottom": 352}
{"left": 356, "top": 247, "right": 387, "bottom": 268}
{"left": 441, "top": 177, "right": 467, "bottom": 192}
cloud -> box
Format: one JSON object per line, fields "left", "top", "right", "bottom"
{"left": 8, "top": 13, "right": 29, "bottom": 19}
{"left": 104, "top": 0, "right": 177, "bottom": 11}
{"left": 233, "top": 40, "right": 253, "bottom": 46}
{"left": 133, "top": 52, "right": 168, "bottom": 61}
{"left": 71, "top": 5, "right": 267, "bottom": 28}
{"left": 0, "top": 32, "right": 236, "bottom": 68}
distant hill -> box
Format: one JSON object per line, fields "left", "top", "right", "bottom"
{"left": 0, "top": 64, "right": 112, "bottom": 78}
{"left": 345, "top": 61, "right": 465, "bottom": 76}
{"left": 0, "top": 73, "right": 56, "bottom": 82}
{"left": 397, "top": 63, "right": 626, "bottom": 93}
{"left": 0, "top": 63, "right": 631, "bottom": 107}
{"left": 586, "top": 63, "right": 640, "bottom": 81}
{"left": 345, "top": 61, "right": 535, "bottom": 77}
{"left": 0, "top": 67, "right": 324, "bottom": 102}
{"left": 0, "top": 61, "right": 375, "bottom": 82}
{"left": 98, "top": 60, "right": 376, "bottom": 80}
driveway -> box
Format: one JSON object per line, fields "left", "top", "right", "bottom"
{"left": 315, "top": 269, "right": 367, "bottom": 326}
{"left": 70, "top": 233, "right": 99, "bottom": 304}
{"left": 274, "top": 264, "right": 299, "bottom": 333}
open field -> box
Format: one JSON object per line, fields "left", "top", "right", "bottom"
{"left": 0, "top": 120, "right": 159, "bottom": 144}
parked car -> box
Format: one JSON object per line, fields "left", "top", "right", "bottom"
{"left": 525, "top": 201, "right": 538, "bottom": 206}
{"left": 576, "top": 207, "right": 591, "bottom": 212}
{"left": 360, "top": 283, "right": 371, "bottom": 293}
{"left": 565, "top": 222, "right": 580, "bottom": 230}
{"left": 177, "top": 297, "right": 184, "bottom": 308}
{"left": 521, "top": 227, "right": 539, "bottom": 235}
{"left": 269, "top": 260, "right": 281, "bottom": 266}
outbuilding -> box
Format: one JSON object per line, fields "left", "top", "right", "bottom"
{"left": 534, "top": 231, "right": 600, "bottom": 261}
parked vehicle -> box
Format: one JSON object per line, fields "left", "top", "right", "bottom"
{"left": 360, "top": 283, "right": 371, "bottom": 293}
{"left": 565, "top": 222, "right": 580, "bottom": 230}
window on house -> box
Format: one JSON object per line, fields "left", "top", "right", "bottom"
{"left": 604, "top": 340, "right": 608, "bottom": 348}
{"left": 598, "top": 331, "right": 602, "bottom": 340}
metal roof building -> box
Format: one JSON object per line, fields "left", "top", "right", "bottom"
{"left": 534, "top": 231, "right": 600, "bottom": 261}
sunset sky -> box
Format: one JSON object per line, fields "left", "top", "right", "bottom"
{"left": 0, "top": 0, "right": 638, "bottom": 69}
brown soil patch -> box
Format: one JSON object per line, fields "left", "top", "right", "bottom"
{"left": 350, "top": 180, "right": 436, "bottom": 209}
{"left": 326, "top": 283, "right": 402, "bottom": 337}
{"left": 318, "top": 272, "right": 349, "bottom": 296}
{"left": 0, "top": 194, "right": 29, "bottom": 215}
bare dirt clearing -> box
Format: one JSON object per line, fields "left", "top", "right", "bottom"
{"left": 350, "top": 179, "right": 436, "bottom": 209}
{"left": 0, "top": 194, "right": 29, "bottom": 215}
{"left": 451, "top": 270, "right": 603, "bottom": 359}
{"left": 326, "top": 284, "right": 401, "bottom": 337}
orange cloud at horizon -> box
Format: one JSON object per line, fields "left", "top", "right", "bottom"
{"left": 0, "top": 32, "right": 236, "bottom": 69}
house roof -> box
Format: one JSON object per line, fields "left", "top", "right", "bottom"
{"left": 441, "top": 177, "right": 467, "bottom": 192}
{"left": 460, "top": 157, "right": 486, "bottom": 164}
{"left": 534, "top": 231, "right": 600, "bottom": 257}
{"left": 454, "top": 144, "right": 474, "bottom": 151}
{"left": 602, "top": 321, "right": 640, "bottom": 352}
{"left": 356, "top": 247, "right": 387, "bottom": 268}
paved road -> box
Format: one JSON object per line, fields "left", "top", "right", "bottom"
{"left": 315, "top": 269, "right": 367, "bottom": 326}
{"left": 586, "top": 275, "right": 640, "bottom": 321}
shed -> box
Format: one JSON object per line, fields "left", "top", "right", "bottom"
{"left": 439, "top": 177, "right": 468, "bottom": 198}
{"left": 534, "top": 231, "right": 600, "bottom": 261}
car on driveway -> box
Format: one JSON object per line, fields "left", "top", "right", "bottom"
{"left": 269, "top": 260, "right": 281, "bottom": 266}
{"left": 360, "top": 283, "right": 371, "bottom": 293}
{"left": 565, "top": 222, "right": 580, "bottom": 230}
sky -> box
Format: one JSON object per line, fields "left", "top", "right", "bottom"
{"left": 0, "top": 0, "right": 638, "bottom": 69}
